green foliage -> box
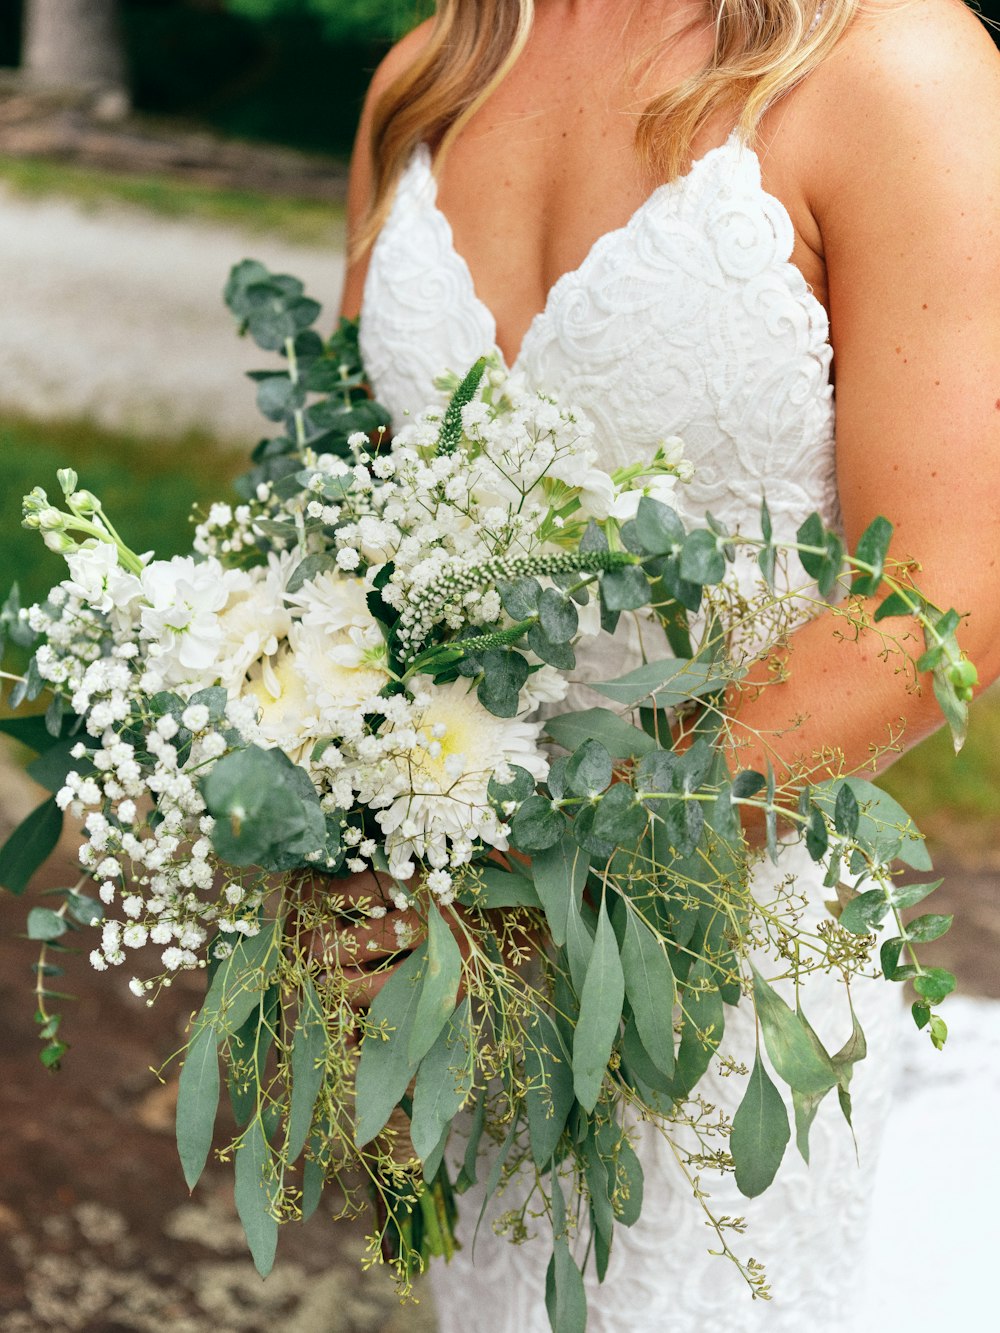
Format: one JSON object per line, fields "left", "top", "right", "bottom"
{"left": 223, "top": 0, "right": 431, "bottom": 43}
{"left": 0, "top": 798, "right": 63, "bottom": 895}
{"left": 731, "top": 1051, "right": 790, "bottom": 1198}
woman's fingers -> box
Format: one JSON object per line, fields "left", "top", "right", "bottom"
{"left": 310, "top": 905, "right": 422, "bottom": 1009}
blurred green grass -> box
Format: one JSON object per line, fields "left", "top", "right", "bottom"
{"left": 1, "top": 414, "right": 242, "bottom": 625}
{"left": 0, "top": 156, "right": 346, "bottom": 248}
{"left": 1, "top": 411, "right": 996, "bottom": 856}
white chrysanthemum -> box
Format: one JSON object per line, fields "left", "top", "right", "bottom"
{"left": 519, "top": 665, "right": 570, "bottom": 710}
{"left": 244, "top": 644, "right": 320, "bottom": 760}
{"left": 294, "top": 620, "right": 390, "bottom": 719}
{"left": 285, "top": 570, "right": 374, "bottom": 636}
{"left": 214, "top": 553, "right": 294, "bottom": 692}
{"left": 374, "top": 678, "right": 548, "bottom": 875}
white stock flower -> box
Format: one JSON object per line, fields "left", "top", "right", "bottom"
{"left": 609, "top": 472, "right": 680, "bottom": 523}
{"left": 138, "top": 556, "right": 241, "bottom": 688}
{"left": 63, "top": 541, "right": 142, "bottom": 623}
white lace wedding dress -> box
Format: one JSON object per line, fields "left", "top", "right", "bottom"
{"left": 359, "top": 134, "right": 906, "bottom": 1331}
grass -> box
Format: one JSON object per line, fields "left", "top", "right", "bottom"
{"left": 0, "top": 155, "right": 346, "bottom": 248}
{"left": 0, "top": 413, "right": 244, "bottom": 625}
{"left": 880, "top": 690, "right": 1000, "bottom": 861}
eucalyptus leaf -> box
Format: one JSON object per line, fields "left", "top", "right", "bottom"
{"left": 538, "top": 588, "right": 579, "bottom": 643}
{"left": 510, "top": 796, "right": 565, "bottom": 853}
{"left": 285, "top": 977, "right": 328, "bottom": 1164}
{"left": 679, "top": 528, "right": 725, "bottom": 585}
{"left": 839, "top": 889, "right": 890, "bottom": 936}
{"left": 814, "top": 777, "right": 931, "bottom": 871}
{"left": 409, "top": 902, "right": 463, "bottom": 1065}
{"left": 234, "top": 1119, "right": 279, "bottom": 1277}
{"left": 530, "top": 837, "right": 588, "bottom": 947}
{"left": 565, "top": 739, "right": 613, "bottom": 797}
{"left": 544, "top": 708, "right": 656, "bottom": 759}
{"left": 752, "top": 968, "right": 838, "bottom": 1097}
{"left": 620, "top": 909, "right": 676, "bottom": 1078}
{"left": 524, "top": 1015, "right": 575, "bottom": 1169}
{"left": 26, "top": 906, "right": 68, "bottom": 941}
{"left": 355, "top": 944, "right": 428, "bottom": 1145}
{"left": 600, "top": 564, "right": 650, "bottom": 611}
{"left": 176, "top": 1023, "right": 221, "bottom": 1191}
{"left": 572, "top": 897, "right": 626, "bottom": 1112}
{"left": 731, "top": 1050, "right": 790, "bottom": 1197}
{"left": 672, "top": 961, "right": 724, "bottom": 1097}
{"left": 591, "top": 655, "right": 731, "bottom": 709}
{"left": 0, "top": 797, "right": 63, "bottom": 895}
{"left": 411, "top": 997, "right": 473, "bottom": 1162}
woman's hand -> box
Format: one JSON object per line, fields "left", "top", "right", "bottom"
{"left": 299, "top": 868, "right": 421, "bottom": 1012}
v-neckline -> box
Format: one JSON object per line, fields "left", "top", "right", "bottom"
{"left": 414, "top": 131, "right": 744, "bottom": 371}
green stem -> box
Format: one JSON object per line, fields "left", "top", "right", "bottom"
{"left": 285, "top": 335, "right": 308, "bottom": 450}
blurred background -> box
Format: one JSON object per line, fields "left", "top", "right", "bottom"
{"left": 0, "top": 2, "right": 997, "bottom": 1330}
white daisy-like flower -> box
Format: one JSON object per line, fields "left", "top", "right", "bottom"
{"left": 373, "top": 678, "right": 548, "bottom": 875}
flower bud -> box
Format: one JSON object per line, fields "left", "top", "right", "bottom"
{"left": 70, "top": 490, "right": 100, "bottom": 515}
{"left": 38, "top": 507, "right": 65, "bottom": 532}
{"left": 43, "top": 530, "right": 77, "bottom": 554}
{"left": 57, "top": 468, "right": 79, "bottom": 497}
{"left": 948, "top": 659, "right": 978, "bottom": 691}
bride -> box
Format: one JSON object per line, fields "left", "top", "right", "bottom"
{"left": 332, "top": 1, "right": 1000, "bottom": 1328}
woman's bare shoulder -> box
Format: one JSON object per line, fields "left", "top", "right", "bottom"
{"left": 805, "top": 1, "right": 999, "bottom": 163}
{"left": 365, "top": 17, "right": 436, "bottom": 107}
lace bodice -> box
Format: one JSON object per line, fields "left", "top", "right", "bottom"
{"left": 359, "top": 137, "right": 902, "bottom": 1332}
{"left": 361, "top": 134, "right": 837, "bottom": 541}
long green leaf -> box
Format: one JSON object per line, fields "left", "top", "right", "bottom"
{"left": 530, "top": 836, "right": 588, "bottom": 947}
{"left": 0, "top": 797, "right": 62, "bottom": 895}
{"left": 354, "top": 943, "right": 427, "bottom": 1145}
{"left": 285, "top": 976, "right": 328, "bottom": 1163}
{"left": 731, "top": 1050, "right": 790, "bottom": 1197}
{"left": 201, "top": 922, "right": 281, "bottom": 1033}
{"left": 672, "top": 960, "right": 725, "bottom": 1097}
{"left": 545, "top": 708, "right": 657, "bottom": 759}
{"left": 545, "top": 1173, "right": 588, "bottom": 1333}
{"left": 524, "top": 1014, "right": 575, "bottom": 1169}
{"left": 620, "top": 908, "right": 676, "bottom": 1078}
{"left": 409, "top": 902, "right": 462, "bottom": 1064}
{"left": 752, "top": 968, "right": 838, "bottom": 1097}
{"left": 572, "top": 897, "right": 625, "bottom": 1113}
{"left": 591, "top": 656, "right": 732, "bottom": 709}
{"left": 176, "top": 1023, "right": 221, "bottom": 1191}
{"left": 234, "top": 1119, "right": 278, "bottom": 1277}
{"left": 410, "top": 997, "right": 473, "bottom": 1162}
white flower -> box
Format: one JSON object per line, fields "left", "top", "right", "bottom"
{"left": 373, "top": 678, "right": 548, "bottom": 874}
{"left": 63, "top": 541, "right": 142, "bottom": 622}
{"left": 609, "top": 472, "right": 680, "bottom": 523}
{"left": 519, "top": 665, "right": 570, "bottom": 710}
{"left": 138, "top": 556, "right": 240, "bottom": 688}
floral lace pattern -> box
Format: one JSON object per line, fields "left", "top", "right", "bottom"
{"left": 360, "top": 137, "right": 904, "bottom": 1330}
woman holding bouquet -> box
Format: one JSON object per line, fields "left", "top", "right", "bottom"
{"left": 331, "top": 0, "right": 1000, "bottom": 1327}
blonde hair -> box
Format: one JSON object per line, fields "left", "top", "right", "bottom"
{"left": 359, "top": 0, "right": 861, "bottom": 252}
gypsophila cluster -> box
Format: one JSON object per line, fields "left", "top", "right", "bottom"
{"left": 12, "top": 358, "right": 694, "bottom": 991}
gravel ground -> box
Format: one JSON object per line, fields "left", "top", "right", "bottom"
{"left": 0, "top": 185, "right": 345, "bottom": 443}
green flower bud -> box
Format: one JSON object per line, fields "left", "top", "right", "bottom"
{"left": 57, "top": 468, "right": 79, "bottom": 497}
{"left": 70, "top": 490, "right": 100, "bottom": 515}
{"left": 948, "top": 659, "right": 978, "bottom": 691}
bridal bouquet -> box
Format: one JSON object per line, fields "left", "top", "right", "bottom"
{"left": 0, "top": 262, "right": 976, "bottom": 1330}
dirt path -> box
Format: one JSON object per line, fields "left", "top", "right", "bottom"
{"left": 0, "top": 185, "right": 345, "bottom": 444}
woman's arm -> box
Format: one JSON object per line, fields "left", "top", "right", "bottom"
{"left": 728, "top": 0, "right": 1000, "bottom": 784}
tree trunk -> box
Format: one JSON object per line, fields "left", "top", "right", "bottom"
{"left": 21, "top": 0, "right": 128, "bottom": 95}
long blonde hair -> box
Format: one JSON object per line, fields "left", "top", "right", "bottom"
{"left": 359, "top": 0, "right": 860, "bottom": 251}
